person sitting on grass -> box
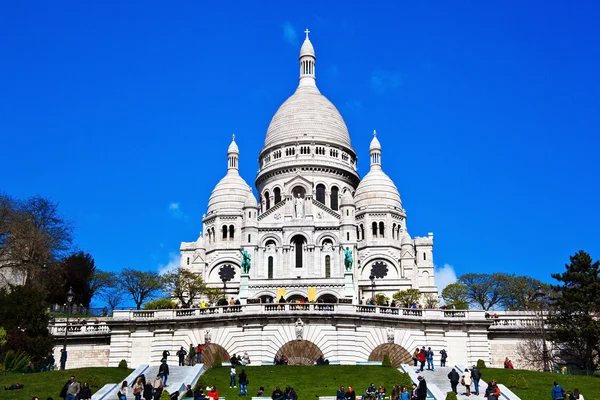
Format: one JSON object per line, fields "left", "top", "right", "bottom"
{"left": 552, "top": 381, "right": 566, "bottom": 400}
{"left": 256, "top": 386, "right": 265, "bottom": 397}
{"left": 207, "top": 386, "right": 219, "bottom": 400}
{"left": 336, "top": 386, "right": 346, "bottom": 400}
{"left": 345, "top": 386, "right": 355, "bottom": 400}
{"left": 271, "top": 386, "right": 284, "bottom": 400}
{"left": 377, "top": 385, "right": 386, "bottom": 400}
{"left": 284, "top": 386, "right": 297, "bottom": 400}
{"left": 363, "top": 383, "right": 377, "bottom": 400}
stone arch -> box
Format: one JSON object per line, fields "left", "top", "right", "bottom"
{"left": 261, "top": 234, "right": 281, "bottom": 247}
{"left": 207, "top": 260, "right": 241, "bottom": 283}
{"left": 315, "top": 232, "right": 338, "bottom": 246}
{"left": 287, "top": 231, "right": 310, "bottom": 245}
{"left": 368, "top": 343, "right": 412, "bottom": 368}
{"left": 276, "top": 340, "right": 323, "bottom": 366}
{"left": 360, "top": 255, "right": 400, "bottom": 279}
{"left": 201, "top": 343, "right": 230, "bottom": 368}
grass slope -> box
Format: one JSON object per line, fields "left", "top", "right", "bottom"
{"left": 0, "top": 367, "right": 132, "bottom": 400}
{"left": 482, "top": 368, "right": 600, "bottom": 400}
{"left": 198, "top": 366, "right": 412, "bottom": 399}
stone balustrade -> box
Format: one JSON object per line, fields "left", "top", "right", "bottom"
{"left": 49, "top": 322, "right": 111, "bottom": 335}
{"left": 110, "top": 303, "right": 487, "bottom": 321}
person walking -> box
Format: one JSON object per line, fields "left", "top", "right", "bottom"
{"left": 153, "top": 375, "right": 163, "bottom": 400}
{"left": 159, "top": 358, "right": 170, "bottom": 387}
{"left": 133, "top": 376, "right": 144, "bottom": 400}
{"left": 143, "top": 380, "right": 154, "bottom": 400}
{"left": 447, "top": 368, "right": 460, "bottom": 394}
{"left": 552, "top": 381, "right": 566, "bottom": 400}
{"left": 417, "top": 348, "right": 426, "bottom": 372}
{"left": 238, "top": 369, "right": 249, "bottom": 396}
{"left": 416, "top": 376, "right": 427, "bottom": 400}
{"left": 462, "top": 369, "right": 472, "bottom": 396}
{"left": 229, "top": 364, "right": 237, "bottom": 388}
{"left": 177, "top": 346, "right": 188, "bottom": 367}
{"left": 470, "top": 365, "right": 482, "bottom": 395}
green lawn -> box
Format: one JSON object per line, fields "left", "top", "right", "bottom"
{"left": 0, "top": 367, "right": 132, "bottom": 400}
{"left": 482, "top": 368, "right": 600, "bottom": 400}
{"left": 196, "top": 365, "right": 412, "bottom": 399}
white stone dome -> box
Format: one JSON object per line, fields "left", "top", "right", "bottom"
{"left": 354, "top": 169, "right": 402, "bottom": 210}
{"left": 300, "top": 38, "right": 315, "bottom": 58}
{"left": 341, "top": 189, "right": 354, "bottom": 206}
{"left": 243, "top": 189, "right": 258, "bottom": 208}
{"left": 207, "top": 171, "right": 251, "bottom": 215}
{"left": 263, "top": 85, "right": 352, "bottom": 149}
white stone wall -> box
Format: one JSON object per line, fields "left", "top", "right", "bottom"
{"left": 53, "top": 344, "right": 110, "bottom": 369}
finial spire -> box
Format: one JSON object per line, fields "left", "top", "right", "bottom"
{"left": 232, "top": 133, "right": 236, "bottom": 141}
{"left": 304, "top": 28, "right": 310, "bottom": 39}
{"left": 373, "top": 129, "right": 377, "bottom": 137}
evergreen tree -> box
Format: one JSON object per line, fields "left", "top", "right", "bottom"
{"left": 549, "top": 250, "right": 600, "bottom": 371}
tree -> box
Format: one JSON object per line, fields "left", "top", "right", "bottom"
{"left": 120, "top": 269, "right": 163, "bottom": 310}
{"left": 0, "top": 284, "right": 52, "bottom": 359}
{"left": 548, "top": 251, "right": 600, "bottom": 371}
{"left": 204, "top": 286, "right": 224, "bottom": 303}
{"left": 441, "top": 282, "right": 470, "bottom": 309}
{"left": 162, "top": 268, "right": 208, "bottom": 308}
{"left": 0, "top": 194, "right": 73, "bottom": 287}
{"left": 500, "top": 275, "right": 550, "bottom": 311}
{"left": 374, "top": 293, "right": 389, "bottom": 306}
{"left": 46, "top": 251, "right": 97, "bottom": 306}
{"left": 392, "top": 288, "right": 421, "bottom": 308}
{"left": 423, "top": 293, "right": 439, "bottom": 309}
{"left": 93, "top": 271, "right": 124, "bottom": 311}
{"left": 458, "top": 273, "right": 512, "bottom": 310}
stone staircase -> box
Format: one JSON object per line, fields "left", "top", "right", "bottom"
{"left": 399, "top": 364, "right": 521, "bottom": 400}
{"left": 94, "top": 364, "right": 204, "bottom": 400}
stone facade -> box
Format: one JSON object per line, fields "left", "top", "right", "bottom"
{"left": 180, "top": 33, "right": 437, "bottom": 303}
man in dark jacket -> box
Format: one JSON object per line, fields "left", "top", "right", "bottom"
{"left": 176, "top": 347, "right": 187, "bottom": 366}
{"left": 159, "top": 359, "right": 170, "bottom": 387}
{"left": 271, "top": 386, "right": 284, "bottom": 400}
{"left": 284, "top": 386, "right": 297, "bottom": 400}
{"left": 417, "top": 376, "right": 427, "bottom": 400}
{"left": 470, "top": 366, "right": 482, "bottom": 395}
{"left": 447, "top": 368, "right": 460, "bottom": 394}
{"left": 336, "top": 386, "right": 346, "bottom": 400}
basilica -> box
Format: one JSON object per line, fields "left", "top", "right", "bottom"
{"left": 180, "top": 32, "right": 437, "bottom": 304}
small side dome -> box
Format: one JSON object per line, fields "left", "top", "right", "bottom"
{"left": 300, "top": 29, "right": 315, "bottom": 58}
{"left": 228, "top": 134, "right": 239, "bottom": 154}
{"left": 354, "top": 169, "right": 402, "bottom": 210}
{"left": 196, "top": 232, "right": 205, "bottom": 249}
{"left": 400, "top": 231, "right": 413, "bottom": 246}
{"left": 206, "top": 173, "right": 251, "bottom": 215}
{"left": 341, "top": 189, "right": 354, "bottom": 206}
{"left": 243, "top": 189, "right": 258, "bottom": 208}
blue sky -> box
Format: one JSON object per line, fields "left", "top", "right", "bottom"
{"left": 1, "top": 1, "right": 599, "bottom": 294}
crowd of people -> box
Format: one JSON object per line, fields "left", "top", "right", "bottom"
{"left": 333, "top": 379, "right": 428, "bottom": 400}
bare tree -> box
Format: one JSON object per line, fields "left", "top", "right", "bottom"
{"left": 119, "top": 268, "right": 162, "bottom": 310}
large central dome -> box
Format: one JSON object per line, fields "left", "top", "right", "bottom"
{"left": 263, "top": 84, "right": 352, "bottom": 149}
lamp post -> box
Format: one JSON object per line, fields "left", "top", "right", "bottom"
{"left": 41, "top": 263, "right": 48, "bottom": 292}
{"left": 535, "top": 285, "right": 551, "bottom": 372}
{"left": 63, "top": 286, "right": 74, "bottom": 351}
{"left": 369, "top": 275, "right": 375, "bottom": 303}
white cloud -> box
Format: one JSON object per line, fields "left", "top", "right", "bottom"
{"left": 434, "top": 263, "right": 458, "bottom": 296}
{"left": 370, "top": 69, "right": 405, "bottom": 94}
{"left": 168, "top": 202, "right": 186, "bottom": 219}
{"left": 158, "top": 252, "right": 180, "bottom": 276}
{"left": 281, "top": 21, "right": 298, "bottom": 47}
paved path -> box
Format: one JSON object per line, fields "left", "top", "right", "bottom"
{"left": 403, "top": 365, "right": 486, "bottom": 400}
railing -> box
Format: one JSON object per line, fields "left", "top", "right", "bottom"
{"left": 49, "top": 322, "right": 111, "bottom": 336}
{"left": 112, "top": 304, "right": 487, "bottom": 320}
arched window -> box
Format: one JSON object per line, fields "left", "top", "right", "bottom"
{"left": 274, "top": 187, "right": 281, "bottom": 205}
{"left": 356, "top": 226, "right": 360, "bottom": 240}
{"left": 222, "top": 225, "right": 228, "bottom": 239}
{"left": 346, "top": 232, "right": 350, "bottom": 241}
{"left": 330, "top": 186, "right": 339, "bottom": 210}
{"left": 379, "top": 222, "right": 385, "bottom": 238}
{"left": 268, "top": 256, "right": 274, "bottom": 280}
{"left": 372, "top": 222, "right": 378, "bottom": 237}
{"left": 392, "top": 223, "right": 396, "bottom": 239}
{"left": 316, "top": 184, "right": 326, "bottom": 204}
{"left": 212, "top": 227, "right": 216, "bottom": 242}
{"left": 292, "top": 235, "right": 305, "bottom": 268}
{"left": 265, "top": 191, "right": 271, "bottom": 210}
{"left": 325, "top": 255, "right": 331, "bottom": 278}
{"left": 248, "top": 234, "right": 251, "bottom": 243}
{"left": 360, "top": 224, "right": 365, "bottom": 241}
{"left": 229, "top": 225, "right": 235, "bottom": 239}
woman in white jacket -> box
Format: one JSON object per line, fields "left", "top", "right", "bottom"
{"left": 462, "top": 369, "right": 472, "bottom": 396}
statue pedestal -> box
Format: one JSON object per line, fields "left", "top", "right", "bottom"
{"left": 344, "top": 271, "right": 355, "bottom": 298}
{"left": 239, "top": 274, "right": 250, "bottom": 302}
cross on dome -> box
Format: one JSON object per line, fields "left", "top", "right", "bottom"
{"left": 232, "top": 133, "right": 236, "bottom": 141}
{"left": 304, "top": 28, "right": 310, "bottom": 39}
{"left": 373, "top": 129, "right": 377, "bottom": 137}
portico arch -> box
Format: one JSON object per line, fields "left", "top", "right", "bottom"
{"left": 368, "top": 343, "right": 412, "bottom": 368}
{"left": 276, "top": 340, "right": 324, "bottom": 365}
{"left": 201, "top": 343, "right": 230, "bottom": 368}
